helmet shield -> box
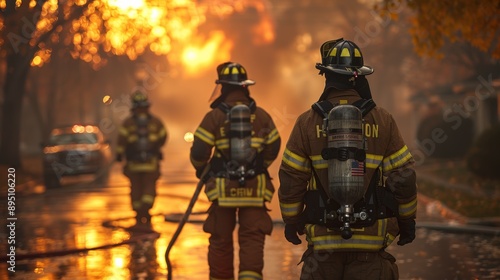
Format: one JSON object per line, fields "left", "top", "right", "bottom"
{"left": 208, "top": 83, "right": 222, "bottom": 103}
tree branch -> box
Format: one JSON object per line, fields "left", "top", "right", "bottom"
{"left": 32, "top": 0, "right": 95, "bottom": 54}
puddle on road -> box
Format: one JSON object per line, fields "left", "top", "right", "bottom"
{"left": 0, "top": 183, "right": 304, "bottom": 280}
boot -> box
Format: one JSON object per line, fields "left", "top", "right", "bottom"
{"left": 131, "top": 207, "right": 153, "bottom": 232}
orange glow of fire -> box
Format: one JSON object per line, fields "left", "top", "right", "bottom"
{"left": 249, "top": 1, "right": 275, "bottom": 45}
{"left": 4, "top": 0, "right": 275, "bottom": 75}
{"left": 180, "top": 31, "right": 233, "bottom": 75}
{"left": 252, "top": 14, "right": 275, "bottom": 45}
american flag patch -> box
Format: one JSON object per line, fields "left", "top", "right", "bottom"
{"left": 351, "top": 161, "right": 364, "bottom": 176}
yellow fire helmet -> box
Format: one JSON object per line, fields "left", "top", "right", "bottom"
{"left": 209, "top": 62, "right": 256, "bottom": 102}
{"left": 131, "top": 90, "right": 150, "bottom": 108}
{"left": 316, "top": 39, "right": 374, "bottom": 76}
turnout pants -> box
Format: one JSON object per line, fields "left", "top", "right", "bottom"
{"left": 124, "top": 169, "right": 160, "bottom": 222}
{"left": 203, "top": 204, "right": 273, "bottom": 280}
{"left": 300, "top": 248, "right": 399, "bottom": 280}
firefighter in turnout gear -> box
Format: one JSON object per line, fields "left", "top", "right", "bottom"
{"left": 190, "top": 62, "right": 281, "bottom": 280}
{"left": 278, "top": 39, "right": 417, "bottom": 280}
{"left": 116, "top": 90, "right": 167, "bottom": 230}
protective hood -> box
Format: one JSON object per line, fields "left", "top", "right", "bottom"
{"left": 210, "top": 84, "right": 251, "bottom": 109}
{"left": 318, "top": 72, "right": 373, "bottom": 101}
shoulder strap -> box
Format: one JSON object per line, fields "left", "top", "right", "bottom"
{"left": 216, "top": 102, "right": 231, "bottom": 114}
{"left": 312, "top": 99, "right": 376, "bottom": 117}
{"left": 311, "top": 100, "right": 334, "bottom": 118}
{"left": 217, "top": 100, "right": 257, "bottom": 114}
{"left": 351, "top": 99, "right": 376, "bottom": 117}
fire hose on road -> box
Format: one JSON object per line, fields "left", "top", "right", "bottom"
{"left": 0, "top": 230, "right": 159, "bottom": 262}
{"left": 164, "top": 165, "right": 210, "bottom": 280}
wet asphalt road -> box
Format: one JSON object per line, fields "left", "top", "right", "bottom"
{"left": 1, "top": 165, "right": 499, "bottom": 280}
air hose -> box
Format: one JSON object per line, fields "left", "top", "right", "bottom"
{"left": 165, "top": 165, "right": 210, "bottom": 280}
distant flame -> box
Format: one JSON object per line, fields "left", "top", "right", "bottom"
{"left": 19, "top": 0, "right": 275, "bottom": 74}
{"left": 180, "top": 31, "right": 233, "bottom": 75}
{"left": 250, "top": 2, "right": 275, "bottom": 45}
{"left": 107, "top": 0, "right": 145, "bottom": 10}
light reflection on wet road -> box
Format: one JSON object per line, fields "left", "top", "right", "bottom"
{"left": 1, "top": 166, "right": 499, "bottom": 280}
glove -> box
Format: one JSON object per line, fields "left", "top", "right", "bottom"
{"left": 116, "top": 154, "right": 122, "bottom": 162}
{"left": 195, "top": 166, "right": 206, "bottom": 179}
{"left": 284, "top": 223, "right": 304, "bottom": 245}
{"left": 397, "top": 219, "right": 416, "bottom": 246}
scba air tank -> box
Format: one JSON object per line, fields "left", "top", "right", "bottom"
{"left": 322, "top": 104, "right": 366, "bottom": 239}
{"left": 228, "top": 104, "right": 256, "bottom": 183}
{"left": 136, "top": 115, "right": 151, "bottom": 160}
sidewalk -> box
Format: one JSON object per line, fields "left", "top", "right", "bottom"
{"left": 415, "top": 163, "right": 500, "bottom": 229}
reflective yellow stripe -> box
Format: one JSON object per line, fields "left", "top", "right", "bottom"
{"left": 119, "top": 126, "right": 129, "bottom": 136}
{"left": 378, "top": 217, "right": 387, "bottom": 236}
{"left": 282, "top": 148, "right": 311, "bottom": 172}
{"left": 309, "top": 175, "right": 318, "bottom": 190}
{"left": 386, "top": 232, "right": 396, "bottom": 244}
{"left": 366, "top": 153, "right": 383, "bottom": 169}
{"left": 251, "top": 138, "right": 265, "bottom": 152}
{"left": 216, "top": 138, "right": 264, "bottom": 151}
{"left": 132, "top": 201, "right": 142, "bottom": 209}
{"left": 206, "top": 177, "right": 224, "bottom": 201}
{"left": 312, "top": 154, "right": 381, "bottom": 170}
{"left": 158, "top": 128, "right": 166, "bottom": 137}
{"left": 280, "top": 201, "right": 303, "bottom": 217}
{"left": 307, "top": 219, "right": 394, "bottom": 251}
{"left": 206, "top": 186, "right": 219, "bottom": 201}
{"left": 265, "top": 128, "right": 280, "bottom": 144}
{"left": 215, "top": 138, "right": 229, "bottom": 150}
{"left": 127, "top": 158, "right": 158, "bottom": 172}
{"left": 213, "top": 135, "right": 275, "bottom": 154}
{"left": 213, "top": 174, "right": 271, "bottom": 207}
{"left": 219, "top": 177, "right": 225, "bottom": 198}
{"left": 218, "top": 197, "right": 264, "bottom": 207}
{"left": 190, "top": 156, "right": 206, "bottom": 169}
{"left": 257, "top": 174, "right": 264, "bottom": 198}
{"left": 142, "top": 194, "right": 154, "bottom": 204}
{"left": 127, "top": 134, "right": 138, "bottom": 142}
{"left": 194, "top": 127, "right": 215, "bottom": 146}
{"left": 149, "top": 133, "right": 158, "bottom": 142}
{"left": 310, "top": 154, "right": 327, "bottom": 169}
{"left": 264, "top": 189, "right": 273, "bottom": 202}
{"left": 251, "top": 137, "right": 264, "bottom": 146}
{"left": 383, "top": 145, "right": 412, "bottom": 172}
{"left": 239, "top": 270, "right": 262, "bottom": 280}
{"left": 399, "top": 198, "right": 417, "bottom": 218}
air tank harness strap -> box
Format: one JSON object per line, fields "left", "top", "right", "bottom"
{"left": 322, "top": 147, "right": 366, "bottom": 162}
{"left": 311, "top": 98, "right": 376, "bottom": 118}
{"left": 216, "top": 99, "right": 257, "bottom": 114}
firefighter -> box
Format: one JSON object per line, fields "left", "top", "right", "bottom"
{"left": 278, "top": 39, "right": 417, "bottom": 279}
{"left": 116, "top": 90, "right": 167, "bottom": 230}
{"left": 190, "top": 62, "right": 281, "bottom": 280}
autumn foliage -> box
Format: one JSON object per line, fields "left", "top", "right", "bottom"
{"left": 376, "top": 0, "right": 500, "bottom": 59}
